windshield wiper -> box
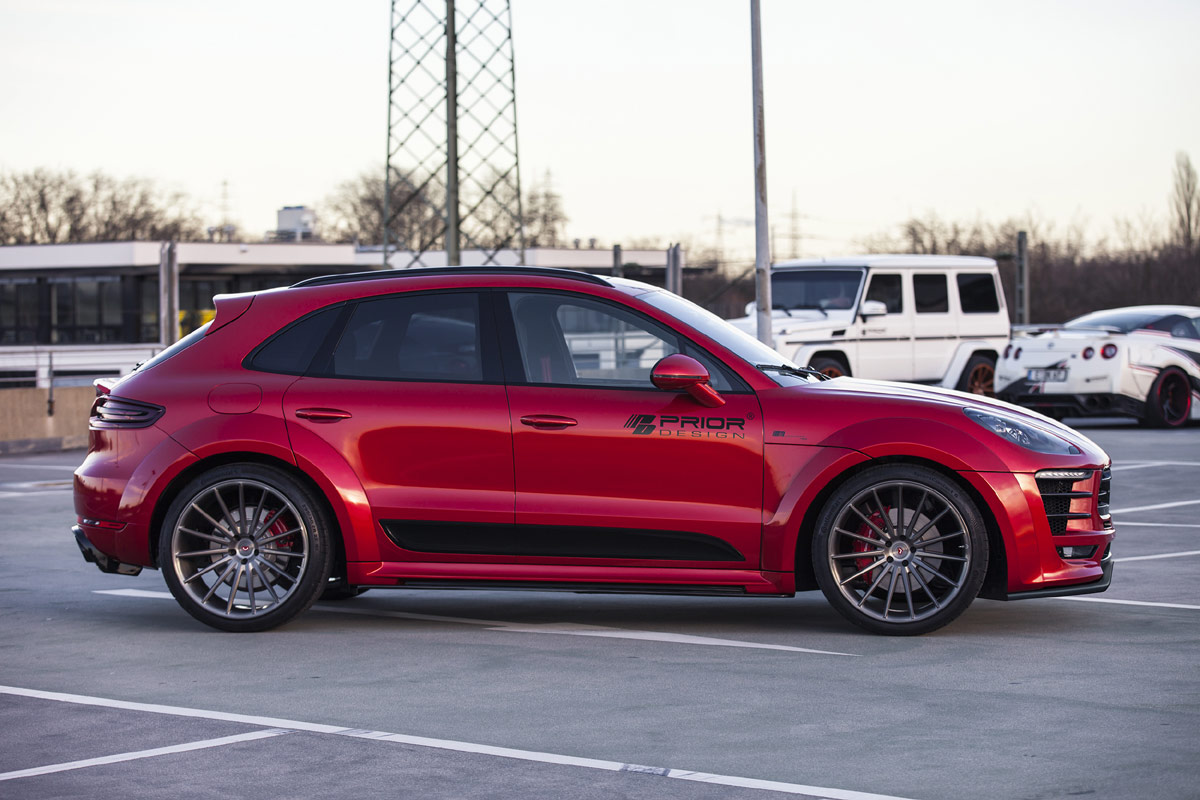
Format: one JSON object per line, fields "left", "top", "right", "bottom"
{"left": 772, "top": 303, "right": 827, "bottom": 317}
{"left": 756, "top": 363, "right": 831, "bottom": 381}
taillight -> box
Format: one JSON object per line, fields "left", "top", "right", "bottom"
{"left": 1003, "top": 345, "right": 1012, "bottom": 359}
{"left": 1101, "top": 343, "right": 1118, "bottom": 359}
{"left": 1082, "top": 347, "right": 1094, "bottom": 359}
{"left": 90, "top": 396, "right": 164, "bottom": 429}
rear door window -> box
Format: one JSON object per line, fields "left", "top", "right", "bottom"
{"left": 326, "top": 292, "right": 491, "bottom": 383}
{"left": 956, "top": 273, "right": 1000, "bottom": 313}
{"left": 914, "top": 274, "right": 949, "bottom": 313}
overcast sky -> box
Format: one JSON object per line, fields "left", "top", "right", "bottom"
{"left": 1, "top": 0, "right": 1197, "bottom": 260}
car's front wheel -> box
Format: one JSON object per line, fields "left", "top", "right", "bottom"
{"left": 160, "top": 463, "right": 334, "bottom": 632}
{"left": 812, "top": 465, "right": 989, "bottom": 635}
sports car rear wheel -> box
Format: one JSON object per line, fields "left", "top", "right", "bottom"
{"left": 812, "top": 465, "right": 989, "bottom": 635}
{"left": 160, "top": 464, "right": 334, "bottom": 632}
{"left": 1142, "top": 367, "right": 1192, "bottom": 428}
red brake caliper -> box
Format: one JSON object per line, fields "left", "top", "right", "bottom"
{"left": 852, "top": 511, "right": 888, "bottom": 581}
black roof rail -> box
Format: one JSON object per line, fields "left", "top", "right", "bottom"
{"left": 291, "top": 266, "right": 611, "bottom": 289}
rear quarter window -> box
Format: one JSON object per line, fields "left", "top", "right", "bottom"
{"left": 956, "top": 273, "right": 1000, "bottom": 313}
{"left": 246, "top": 305, "right": 343, "bottom": 375}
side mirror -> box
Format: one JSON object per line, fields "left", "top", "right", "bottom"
{"left": 859, "top": 299, "right": 888, "bottom": 319}
{"left": 651, "top": 354, "right": 726, "bottom": 408}
{"left": 744, "top": 300, "right": 757, "bottom": 316}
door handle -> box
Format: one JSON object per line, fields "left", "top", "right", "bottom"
{"left": 519, "top": 414, "right": 578, "bottom": 430}
{"left": 295, "top": 407, "right": 352, "bottom": 422}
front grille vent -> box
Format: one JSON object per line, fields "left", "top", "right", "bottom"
{"left": 1098, "top": 466, "right": 1112, "bottom": 529}
{"left": 89, "top": 396, "right": 164, "bottom": 429}
{"left": 1035, "top": 473, "right": 1093, "bottom": 535}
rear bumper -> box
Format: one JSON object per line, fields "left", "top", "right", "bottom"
{"left": 73, "top": 525, "right": 142, "bottom": 576}
{"left": 997, "top": 383, "right": 1143, "bottom": 418}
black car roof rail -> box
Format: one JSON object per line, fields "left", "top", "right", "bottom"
{"left": 291, "top": 266, "right": 611, "bottom": 289}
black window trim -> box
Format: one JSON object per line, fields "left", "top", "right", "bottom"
{"left": 491, "top": 287, "right": 753, "bottom": 394}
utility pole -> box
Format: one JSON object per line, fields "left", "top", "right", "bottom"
{"left": 444, "top": 0, "right": 460, "bottom": 266}
{"left": 1016, "top": 230, "right": 1029, "bottom": 324}
{"left": 750, "top": 0, "right": 773, "bottom": 349}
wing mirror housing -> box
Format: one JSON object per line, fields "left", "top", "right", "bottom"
{"left": 859, "top": 299, "right": 888, "bottom": 319}
{"left": 651, "top": 354, "right": 726, "bottom": 408}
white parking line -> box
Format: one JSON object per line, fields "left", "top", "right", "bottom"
{"left": 0, "top": 685, "right": 919, "bottom": 800}
{"left": 0, "top": 729, "right": 290, "bottom": 782}
{"left": 1057, "top": 597, "right": 1200, "bottom": 611}
{"left": 1111, "top": 499, "right": 1200, "bottom": 514}
{"left": 0, "top": 463, "right": 79, "bottom": 471}
{"left": 1114, "top": 550, "right": 1200, "bottom": 563}
{"left": 1110, "top": 461, "right": 1200, "bottom": 471}
{"left": 93, "top": 589, "right": 858, "bottom": 657}
{"left": 1115, "top": 522, "right": 1200, "bottom": 528}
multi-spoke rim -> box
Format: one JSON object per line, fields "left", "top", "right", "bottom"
{"left": 826, "top": 480, "right": 972, "bottom": 624}
{"left": 170, "top": 479, "right": 310, "bottom": 620}
{"left": 967, "top": 362, "right": 995, "bottom": 396}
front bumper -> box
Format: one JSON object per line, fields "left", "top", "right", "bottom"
{"left": 1004, "top": 547, "right": 1113, "bottom": 600}
{"left": 73, "top": 525, "right": 142, "bottom": 576}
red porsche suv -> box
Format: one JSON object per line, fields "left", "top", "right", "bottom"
{"left": 73, "top": 267, "right": 1114, "bottom": 634}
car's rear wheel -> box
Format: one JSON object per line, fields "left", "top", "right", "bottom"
{"left": 957, "top": 354, "right": 996, "bottom": 396}
{"left": 812, "top": 465, "right": 989, "bottom": 635}
{"left": 1142, "top": 367, "right": 1192, "bottom": 428}
{"left": 160, "top": 464, "right": 334, "bottom": 632}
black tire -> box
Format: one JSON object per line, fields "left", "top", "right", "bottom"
{"left": 159, "top": 463, "right": 334, "bottom": 632}
{"left": 1141, "top": 367, "right": 1192, "bottom": 428}
{"left": 809, "top": 356, "right": 850, "bottom": 379}
{"left": 811, "top": 464, "right": 989, "bottom": 635}
{"left": 956, "top": 354, "right": 996, "bottom": 397}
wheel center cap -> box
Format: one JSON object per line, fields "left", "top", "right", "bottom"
{"left": 235, "top": 538, "right": 256, "bottom": 559}
{"left": 889, "top": 541, "right": 911, "bottom": 562}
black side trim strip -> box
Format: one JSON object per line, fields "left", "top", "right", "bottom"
{"left": 396, "top": 581, "right": 766, "bottom": 596}
{"left": 380, "top": 520, "right": 745, "bottom": 562}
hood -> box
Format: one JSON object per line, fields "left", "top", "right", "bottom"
{"left": 728, "top": 308, "right": 857, "bottom": 337}
{"left": 757, "top": 376, "right": 1109, "bottom": 470}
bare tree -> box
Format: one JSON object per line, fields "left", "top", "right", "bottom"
{"left": 0, "top": 168, "right": 202, "bottom": 244}
{"left": 323, "top": 167, "right": 447, "bottom": 250}
{"left": 1171, "top": 151, "right": 1199, "bottom": 252}
{"left": 523, "top": 170, "right": 568, "bottom": 248}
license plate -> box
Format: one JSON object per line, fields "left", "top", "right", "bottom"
{"left": 1028, "top": 368, "right": 1068, "bottom": 382}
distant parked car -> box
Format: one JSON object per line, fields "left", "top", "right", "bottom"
{"left": 728, "top": 256, "right": 1010, "bottom": 395}
{"left": 995, "top": 305, "right": 1200, "bottom": 427}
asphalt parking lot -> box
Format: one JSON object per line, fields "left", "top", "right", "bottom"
{"left": 1, "top": 419, "right": 1197, "bottom": 800}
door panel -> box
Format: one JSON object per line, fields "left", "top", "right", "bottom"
{"left": 857, "top": 272, "right": 912, "bottom": 380}
{"left": 509, "top": 386, "right": 763, "bottom": 566}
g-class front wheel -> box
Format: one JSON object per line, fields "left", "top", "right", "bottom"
{"left": 160, "top": 463, "right": 334, "bottom": 632}
{"left": 812, "top": 465, "right": 989, "bottom": 635}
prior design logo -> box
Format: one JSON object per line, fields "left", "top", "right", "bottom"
{"left": 624, "top": 413, "right": 746, "bottom": 439}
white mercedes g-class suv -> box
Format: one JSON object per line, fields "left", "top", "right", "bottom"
{"left": 730, "top": 255, "right": 1010, "bottom": 394}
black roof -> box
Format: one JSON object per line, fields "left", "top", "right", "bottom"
{"left": 291, "top": 266, "right": 610, "bottom": 289}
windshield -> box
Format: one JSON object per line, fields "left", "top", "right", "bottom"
{"left": 1065, "top": 309, "right": 1164, "bottom": 333}
{"left": 639, "top": 290, "right": 807, "bottom": 385}
{"left": 772, "top": 269, "right": 865, "bottom": 311}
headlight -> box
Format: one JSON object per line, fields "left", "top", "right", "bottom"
{"left": 964, "top": 408, "right": 1082, "bottom": 455}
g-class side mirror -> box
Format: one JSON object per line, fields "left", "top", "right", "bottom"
{"left": 651, "top": 354, "right": 726, "bottom": 408}
{"left": 859, "top": 300, "right": 888, "bottom": 319}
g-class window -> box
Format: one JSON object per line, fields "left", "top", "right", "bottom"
{"left": 865, "top": 274, "right": 902, "bottom": 313}
{"left": 957, "top": 273, "right": 1000, "bottom": 313}
{"left": 914, "top": 274, "right": 949, "bottom": 313}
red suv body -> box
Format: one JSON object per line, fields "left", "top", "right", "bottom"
{"left": 73, "top": 268, "right": 1115, "bottom": 634}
